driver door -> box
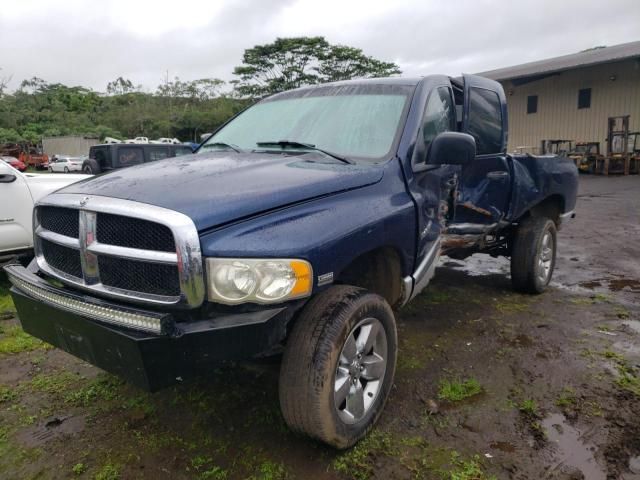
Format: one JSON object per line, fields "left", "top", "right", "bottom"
{"left": 453, "top": 74, "right": 511, "bottom": 229}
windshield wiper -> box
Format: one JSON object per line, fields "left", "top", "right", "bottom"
{"left": 255, "top": 140, "right": 354, "bottom": 165}
{"left": 201, "top": 142, "right": 243, "bottom": 153}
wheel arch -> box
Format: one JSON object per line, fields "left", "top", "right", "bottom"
{"left": 335, "top": 245, "right": 405, "bottom": 309}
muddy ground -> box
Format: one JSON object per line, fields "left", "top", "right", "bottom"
{"left": 1, "top": 175, "right": 639, "bottom": 480}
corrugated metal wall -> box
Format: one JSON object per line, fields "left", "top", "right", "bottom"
{"left": 41, "top": 136, "right": 100, "bottom": 157}
{"left": 501, "top": 59, "right": 640, "bottom": 152}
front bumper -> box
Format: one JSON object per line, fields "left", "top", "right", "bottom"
{"left": 4, "top": 264, "right": 297, "bottom": 391}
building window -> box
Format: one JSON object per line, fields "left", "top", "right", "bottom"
{"left": 578, "top": 88, "right": 591, "bottom": 109}
{"left": 527, "top": 95, "right": 538, "bottom": 114}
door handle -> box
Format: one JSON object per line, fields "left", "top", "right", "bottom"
{"left": 486, "top": 171, "right": 509, "bottom": 180}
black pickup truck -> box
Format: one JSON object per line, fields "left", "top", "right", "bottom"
{"left": 5, "top": 74, "right": 578, "bottom": 448}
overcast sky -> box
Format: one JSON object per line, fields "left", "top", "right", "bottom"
{"left": 1, "top": 0, "right": 639, "bottom": 93}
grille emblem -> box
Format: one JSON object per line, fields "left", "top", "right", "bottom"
{"left": 80, "top": 196, "right": 90, "bottom": 207}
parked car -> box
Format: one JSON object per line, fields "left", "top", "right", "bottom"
{"left": 1, "top": 156, "right": 27, "bottom": 172}
{"left": 126, "top": 136, "right": 149, "bottom": 144}
{"left": 151, "top": 137, "right": 182, "bottom": 144}
{"left": 0, "top": 160, "right": 89, "bottom": 262}
{"left": 82, "top": 143, "right": 193, "bottom": 174}
{"left": 5, "top": 75, "right": 578, "bottom": 448}
{"left": 48, "top": 156, "right": 83, "bottom": 173}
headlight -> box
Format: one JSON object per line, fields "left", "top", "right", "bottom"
{"left": 206, "top": 258, "right": 312, "bottom": 305}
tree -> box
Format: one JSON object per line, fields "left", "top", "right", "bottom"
{"left": 106, "top": 77, "right": 136, "bottom": 96}
{"left": 317, "top": 45, "right": 401, "bottom": 83}
{"left": 232, "top": 36, "right": 400, "bottom": 98}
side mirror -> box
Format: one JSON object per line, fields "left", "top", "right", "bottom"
{"left": 0, "top": 173, "right": 17, "bottom": 183}
{"left": 427, "top": 132, "right": 476, "bottom": 166}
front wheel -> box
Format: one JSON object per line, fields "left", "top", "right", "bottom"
{"left": 510, "top": 216, "right": 557, "bottom": 293}
{"left": 64, "top": 166, "right": 69, "bottom": 173}
{"left": 48, "top": 167, "right": 53, "bottom": 172}
{"left": 279, "top": 286, "right": 397, "bottom": 449}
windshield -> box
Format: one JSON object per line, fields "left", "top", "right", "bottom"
{"left": 200, "top": 84, "right": 413, "bottom": 162}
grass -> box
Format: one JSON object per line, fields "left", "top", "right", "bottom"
{"left": 65, "top": 374, "right": 124, "bottom": 407}
{"left": 0, "top": 384, "right": 16, "bottom": 403}
{"left": 333, "top": 429, "right": 395, "bottom": 480}
{"left": 438, "top": 378, "right": 482, "bottom": 402}
{"left": 494, "top": 296, "right": 530, "bottom": 314}
{"left": 94, "top": 463, "right": 120, "bottom": 480}
{"left": 0, "top": 326, "right": 47, "bottom": 354}
{"left": 72, "top": 463, "right": 87, "bottom": 475}
{"left": 616, "top": 364, "right": 640, "bottom": 396}
{"left": 0, "top": 276, "right": 15, "bottom": 317}
{"left": 448, "top": 452, "right": 496, "bottom": 480}
{"left": 555, "top": 387, "right": 576, "bottom": 408}
{"left": 248, "top": 461, "right": 287, "bottom": 480}
{"left": 29, "top": 371, "right": 80, "bottom": 395}
{"left": 518, "top": 398, "right": 539, "bottom": 416}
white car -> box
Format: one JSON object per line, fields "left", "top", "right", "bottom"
{"left": 49, "top": 156, "right": 84, "bottom": 173}
{"left": 125, "top": 137, "right": 149, "bottom": 144}
{"left": 0, "top": 161, "right": 90, "bottom": 261}
{"left": 151, "top": 137, "right": 181, "bottom": 144}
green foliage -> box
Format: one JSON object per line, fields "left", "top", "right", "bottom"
{"left": 555, "top": 387, "right": 576, "bottom": 407}
{"left": 65, "top": 374, "right": 123, "bottom": 406}
{"left": 0, "top": 326, "right": 47, "bottom": 354}
{"left": 0, "top": 384, "right": 16, "bottom": 403}
{"left": 0, "top": 76, "right": 244, "bottom": 144}
{"left": 333, "top": 429, "right": 395, "bottom": 480}
{"left": 0, "top": 275, "right": 14, "bottom": 316}
{"left": 518, "top": 399, "right": 539, "bottom": 416}
{"left": 94, "top": 463, "right": 120, "bottom": 480}
{"left": 72, "top": 463, "right": 87, "bottom": 475}
{"left": 249, "top": 461, "right": 287, "bottom": 480}
{"left": 438, "top": 378, "right": 482, "bottom": 402}
{"left": 233, "top": 36, "right": 401, "bottom": 98}
{"left": 448, "top": 452, "right": 496, "bottom": 480}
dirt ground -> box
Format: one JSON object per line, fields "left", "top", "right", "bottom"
{"left": 1, "top": 175, "right": 639, "bottom": 480}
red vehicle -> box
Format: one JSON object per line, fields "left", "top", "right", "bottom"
{"left": 1, "top": 156, "right": 27, "bottom": 172}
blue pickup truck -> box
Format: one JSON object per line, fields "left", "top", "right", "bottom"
{"left": 5, "top": 74, "right": 577, "bottom": 448}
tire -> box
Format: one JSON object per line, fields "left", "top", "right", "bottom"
{"left": 48, "top": 167, "right": 53, "bottom": 172}
{"left": 82, "top": 159, "right": 101, "bottom": 174}
{"left": 510, "top": 216, "right": 557, "bottom": 294}
{"left": 64, "top": 167, "right": 69, "bottom": 173}
{"left": 279, "top": 286, "right": 397, "bottom": 449}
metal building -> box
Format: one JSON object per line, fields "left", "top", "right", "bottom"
{"left": 478, "top": 41, "right": 640, "bottom": 153}
{"left": 41, "top": 135, "right": 100, "bottom": 157}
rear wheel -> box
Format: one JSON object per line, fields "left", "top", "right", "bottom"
{"left": 82, "top": 159, "right": 101, "bottom": 174}
{"left": 279, "top": 286, "right": 397, "bottom": 449}
{"left": 510, "top": 216, "right": 557, "bottom": 293}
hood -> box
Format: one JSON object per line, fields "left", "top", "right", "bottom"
{"left": 58, "top": 152, "right": 384, "bottom": 231}
{"left": 25, "top": 172, "right": 92, "bottom": 203}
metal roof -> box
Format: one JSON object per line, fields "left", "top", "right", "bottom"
{"left": 478, "top": 41, "right": 640, "bottom": 82}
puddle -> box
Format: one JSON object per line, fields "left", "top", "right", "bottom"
{"left": 542, "top": 413, "right": 606, "bottom": 480}
{"left": 623, "top": 320, "right": 640, "bottom": 335}
{"left": 439, "top": 254, "right": 510, "bottom": 277}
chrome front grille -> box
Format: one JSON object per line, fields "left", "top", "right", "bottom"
{"left": 34, "top": 194, "right": 205, "bottom": 307}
